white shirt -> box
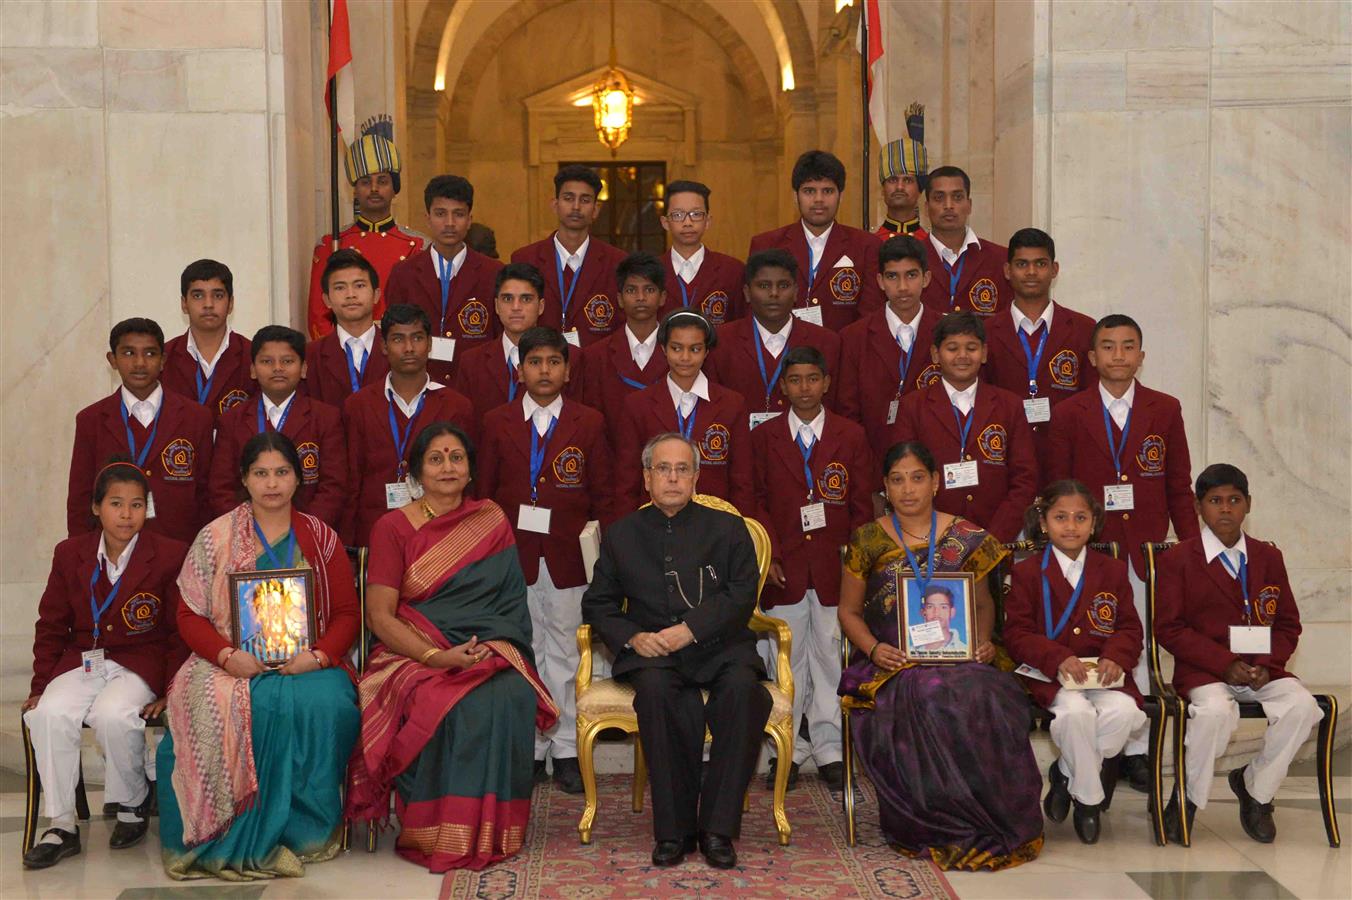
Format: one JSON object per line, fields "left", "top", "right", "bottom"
{"left": 626, "top": 324, "right": 658, "bottom": 370}
{"left": 671, "top": 245, "right": 705, "bottom": 283}
{"left": 802, "top": 221, "right": 833, "bottom": 273}
{"left": 430, "top": 244, "right": 467, "bottom": 281}
{"left": 120, "top": 384, "right": 163, "bottom": 427}
{"left": 186, "top": 331, "right": 231, "bottom": 378}
{"left": 1201, "top": 525, "right": 1249, "bottom": 577}
{"left": 1099, "top": 380, "right": 1136, "bottom": 430}
{"left": 336, "top": 323, "right": 376, "bottom": 362}
{"left": 384, "top": 372, "right": 443, "bottom": 418}
{"left": 263, "top": 392, "right": 296, "bottom": 430}
{"left": 942, "top": 378, "right": 978, "bottom": 416}
{"left": 788, "top": 407, "right": 825, "bottom": 446}
{"left": 1051, "top": 545, "right": 1085, "bottom": 589}
{"left": 666, "top": 372, "right": 711, "bottom": 418}
{"left": 522, "top": 394, "right": 564, "bottom": 436}
{"left": 1012, "top": 301, "right": 1055, "bottom": 335}
{"left": 554, "top": 234, "right": 590, "bottom": 273}
{"left": 754, "top": 317, "right": 794, "bottom": 357}
{"left": 502, "top": 334, "right": 520, "bottom": 371}
{"left": 885, "top": 304, "right": 924, "bottom": 352}
{"left": 930, "top": 227, "right": 981, "bottom": 268}
{"left": 98, "top": 532, "right": 140, "bottom": 583}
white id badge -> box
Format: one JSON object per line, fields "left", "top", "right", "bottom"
{"left": 1104, "top": 483, "right": 1135, "bottom": 511}
{"left": 145, "top": 491, "right": 156, "bottom": 519}
{"left": 81, "top": 649, "right": 106, "bottom": 678}
{"left": 943, "top": 460, "right": 979, "bottom": 488}
{"left": 518, "top": 505, "right": 552, "bottom": 534}
{"left": 908, "top": 620, "right": 946, "bottom": 645}
{"left": 1023, "top": 397, "right": 1051, "bottom": 423}
{"left": 793, "top": 306, "right": 824, "bottom": 326}
{"left": 886, "top": 399, "right": 899, "bottom": 425}
{"left": 564, "top": 330, "right": 582, "bottom": 347}
{"left": 385, "top": 481, "right": 412, "bottom": 509}
{"left": 748, "top": 411, "right": 782, "bottom": 430}
{"left": 1230, "top": 626, "right": 1272, "bottom": 655}
{"left": 800, "top": 502, "right": 827, "bottom": 532}
{"left": 430, "top": 336, "right": 457, "bottom": 362}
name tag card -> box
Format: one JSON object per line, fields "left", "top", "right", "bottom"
{"left": 430, "top": 336, "right": 456, "bottom": 362}
{"left": 1014, "top": 662, "right": 1054, "bottom": 683}
{"left": 1104, "top": 483, "right": 1135, "bottom": 511}
{"left": 145, "top": 492, "right": 156, "bottom": 519}
{"left": 564, "top": 330, "right": 582, "bottom": 347}
{"left": 1230, "top": 626, "right": 1272, "bottom": 655}
{"left": 887, "top": 399, "right": 899, "bottom": 425}
{"left": 749, "top": 411, "right": 782, "bottom": 430}
{"left": 800, "top": 502, "right": 827, "bottom": 532}
{"left": 81, "top": 648, "right": 106, "bottom": 678}
{"left": 518, "top": 505, "right": 552, "bottom": 534}
{"left": 1023, "top": 397, "right": 1051, "bottom": 423}
{"left": 793, "top": 306, "right": 824, "bottom": 326}
{"left": 385, "top": 482, "right": 411, "bottom": 509}
{"left": 908, "top": 620, "right": 946, "bottom": 645}
{"left": 943, "top": 460, "right": 979, "bottom": 489}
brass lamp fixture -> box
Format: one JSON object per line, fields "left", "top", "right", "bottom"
{"left": 591, "top": 0, "right": 634, "bottom": 156}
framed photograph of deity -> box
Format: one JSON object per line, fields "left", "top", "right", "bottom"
{"left": 228, "top": 568, "right": 316, "bottom": 668}
{"left": 897, "top": 572, "right": 977, "bottom": 663}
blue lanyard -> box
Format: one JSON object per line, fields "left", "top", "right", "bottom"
{"left": 436, "top": 251, "right": 455, "bottom": 334}
{"left": 507, "top": 351, "right": 519, "bottom": 402}
{"left": 1218, "top": 550, "right": 1251, "bottom": 621}
{"left": 1040, "top": 544, "right": 1085, "bottom": 641}
{"left": 256, "top": 395, "right": 293, "bottom": 434}
{"left": 951, "top": 403, "right": 975, "bottom": 461}
{"left": 386, "top": 389, "right": 427, "bottom": 479}
{"left": 343, "top": 339, "right": 367, "bottom": 393}
{"left": 943, "top": 252, "right": 968, "bottom": 304}
{"left": 252, "top": 519, "right": 295, "bottom": 571}
{"left": 895, "top": 332, "right": 912, "bottom": 395}
{"left": 675, "top": 397, "right": 699, "bottom": 439}
{"left": 554, "top": 245, "right": 584, "bottom": 323}
{"left": 1017, "top": 324, "right": 1049, "bottom": 396}
{"left": 618, "top": 372, "right": 646, "bottom": 390}
{"left": 119, "top": 399, "right": 163, "bottom": 469}
{"left": 806, "top": 238, "right": 823, "bottom": 297}
{"left": 677, "top": 276, "right": 692, "bottom": 309}
{"left": 1100, "top": 402, "right": 1133, "bottom": 478}
{"left": 795, "top": 429, "right": 816, "bottom": 500}
{"left": 893, "top": 508, "right": 938, "bottom": 596}
{"left": 528, "top": 415, "right": 559, "bottom": 504}
{"left": 193, "top": 361, "right": 217, "bottom": 406}
{"left": 753, "top": 324, "right": 787, "bottom": 409}
{"left": 88, "top": 560, "right": 126, "bottom": 645}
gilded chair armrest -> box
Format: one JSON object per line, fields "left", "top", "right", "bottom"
{"left": 749, "top": 611, "right": 794, "bottom": 700}
{"left": 576, "top": 624, "right": 594, "bottom": 697}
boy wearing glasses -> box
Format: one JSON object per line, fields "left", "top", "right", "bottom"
{"left": 659, "top": 181, "right": 746, "bottom": 325}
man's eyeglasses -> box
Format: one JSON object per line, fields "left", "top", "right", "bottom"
{"left": 647, "top": 463, "right": 695, "bottom": 478}
{"left": 664, "top": 210, "right": 708, "bottom": 223}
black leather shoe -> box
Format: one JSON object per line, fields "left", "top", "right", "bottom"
{"left": 1229, "top": 766, "right": 1276, "bottom": 843}
{"left": 699, "top": 832, "right": 737, "bottom": 869}
{"left": 817, "top": 761, "right": 844, "bottom": 791}
{"left": 1043, "top": 760, "right": 1071, "bottom": 823}
{"left": 763, "top": 759, "right": 800, "bottom": 791}
{"left": 533, "top": 759, "right": 549, "bottom": 784}
{"left": 1072, "top": 800, "right": 1101, "bottom": 844}
{"left": 109, "top": 815, "right": 148, "bottom": 849}
{"left": 651, "top": 835, "right": 697, "bottom": 867}
{"left": 1120, "top": 754, "right": 1151, "bottom": 794}
{"left": 23, "top": 828, "right": 81, "bottom": 869}
{"left": 552, "top": 757, "right": 585, "bottom": 795}
{"left": 1162, "top": 792, "right": 1197, "bottom": 844}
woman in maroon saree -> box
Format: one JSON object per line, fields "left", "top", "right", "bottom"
{"left": 347, "top": 423, "right": 557, "bottom": 871}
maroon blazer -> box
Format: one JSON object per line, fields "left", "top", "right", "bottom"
{"left": 659, "top": 249, "right": 747, "bottom": 325}
{"left": 477, "top": 397, "right": 616, "bottom": 589}
{"left": 383, "top": 246, "right": 504, "bottom": 385}
{"left": 836, "top": 304, "right": 943, "bottom": 449}
{"left": 886, "top": 380, "right": 1037, "bottom": 542}
{"left": 574, "top": 328, "right": 668, "bottom": 449}
{"left": 704, "top": 317, "right": 842, "bottom": 417}
{"left": 342, "top": 381, "right": 476, "bottom": 546}
{"left": 510, "top": 234, "right": 628, "bottom": 346}
{"left": 160, "top": 331, "right": 256, "bottom": 420}
{"left": 920, "top": 236, "right": 1012, "bottom": 317}
{"left": 1004, "top": 548, "right": 1145, "bottom": 708}
{"left": 67, "top": 390, "right": 215, "bottom": 542}
{"left": 616, "top": 378, "right": 754, "bottom": 515}
{"left": 302, "top": 330, "right": 390, "bottom": 409}
{"left": 31, "top": 530, "right": 188, "bottom": 697}
{"left": 1156, "top": 537, "right": 1301, "bottom": 696}
{"left": 747, "top": 221, "right": 883, "bottom": 331}
{"left": 1045, "top": 383, "right": 1199, "bottom": 578}
{"left": 208, "top": 394, "right": 347, "bottom": 527}
{"left": 751, "top": 412, "right": 873, "bottom": 608}
{"left": 452, "top": 338, "right": 518, "bottom": 429}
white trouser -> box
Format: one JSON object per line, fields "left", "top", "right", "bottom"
{"left": 1048, "top": 688, "right": 1148, "bottom": 805}
{"left": 23, "top": 660, "right": 155, "bottom": 820}
{"left": 1184, "top": 678, "right": 1323, "bottom": 807}
{"left": 527, "top": 558, "right": 587, "bottom": 759}
{"left": 1122, "top": 563, "right": 1150, "bottom": 755}
{"left": 762, "top": 590, "right": 842, "bottom": 767}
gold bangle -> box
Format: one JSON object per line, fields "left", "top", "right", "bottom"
{"left": 867, "top": 640, "right": 880, "bottom": 662}
{"left": 419, "top": 647, "right": 440, "bottom": 664}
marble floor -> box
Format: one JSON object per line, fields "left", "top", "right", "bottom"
{"left": 2, "top": 749, "right": 1347, "bottom": 900}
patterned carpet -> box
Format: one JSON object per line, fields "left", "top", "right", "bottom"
{"left": 437, "top": 773, "right": 956, "bottom": 899}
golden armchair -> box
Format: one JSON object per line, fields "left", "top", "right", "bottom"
{"left": 574, "top": 494, "right": 796, "bottom": 845}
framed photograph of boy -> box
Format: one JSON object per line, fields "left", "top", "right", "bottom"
{"left": 897, "top": 573, "right": 976, "bottom": 663}
{"left": 227, "top": 568, "right": 316, "bottom": 668}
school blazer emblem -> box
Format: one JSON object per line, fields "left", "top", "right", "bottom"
{"left": 701, "top": 291, "right": 729, "bottom": 324}
{"left": 122, "top": 592, "right": 161, "bottom": 633}
{"left": 1256, "top": 584, "right": 1280, "bottom": 625}
{"left": 968, "top": 278, "right": 998, "bottom": 314}
{"left": 1088, "top": 591, "right": 1118, "bottom": 634}
{"left": 458, "top": 299, "right": 489, "bottom": 337}
{"left": 552, "top": 446, "right": 585, "bottom": 485}
{"left": 978, "top": 424, "right": 1007, "bottom": 463}
{"left": 161, "top": 438, "right": 195, "bottom": 479}
{"left": 1136, "top": 434, "right": 1166, "bottom": 475}
{"left": 584, "top": 294, "right": 615, "bottom": 329}
{"left": 700, "top": 423, "right": 731, "bottom": 463}
{"left": 218, "top": 389, "right": 249, "bottom": 414}
{"left": 916, "top": 363, "right": 942, "bottom": 390}
{"left": 297, "top": 441, "right": 320, "bottom": 484}
{"left": 1049, "top": 349, "right": 1079, "bottom": 389}
{"left": 818, "top": 461, "right": 849, "bottom": 502}
{"left": 829, "top": 267, "right": 860, "bottom": 303}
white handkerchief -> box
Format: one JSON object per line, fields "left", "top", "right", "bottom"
{"left": 834, "top": 255, "right": 854, "bottom": 268}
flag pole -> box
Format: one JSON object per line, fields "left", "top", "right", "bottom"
{"left": 859, "top": 2, "right": 871, "bottom": 231}
{"left": 327, "top": 2, "right": 341, "bottom": 251}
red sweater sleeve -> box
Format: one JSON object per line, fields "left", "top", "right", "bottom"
{"left": 314, "top": 544, "right": 359, "bottom": 661}
{"left": 176, "top": 600, "right": 231, "bottom": 664}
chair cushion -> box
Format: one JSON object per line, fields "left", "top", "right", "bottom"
{"left": 578, "top": 678, "right": 792, "bottom": 723}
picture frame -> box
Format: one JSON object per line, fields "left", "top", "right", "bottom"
{"left": 897, "top": 571, "right": 977, "bottom": 663}
{"left": 227, "top": 568, "right": 316, "bottom": 668}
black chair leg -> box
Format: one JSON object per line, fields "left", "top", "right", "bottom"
{"left": 1144, "top": 698, "right": 1168, "bottom": 846}
{"left": 1101, "top": 754, "right": 1120, "bottom": 812}
{"left": 841, "top": 707, "right": 856, "bottom": 847}
{"left": 21, "top": 714, "right": 42, "bottom": 855}
{"left": 1171, "top": 696, "right": 1191, "bottom": 847}
{"left": 75, "top": 764, "right": 90, "bottom": 822}
{"left": 1314, "top": 695, "right": 1341, "bottom": 848}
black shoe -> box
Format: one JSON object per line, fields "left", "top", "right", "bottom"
{"left": 1120, "top": 754, "right": 1151, "bottom": 794}
{"left": 533, "top": 759, "right": 549, "bottom": 784}
{"left": 1072, "top": 800, "right": 1101, "bottom": 844}
{"left": 699, "top": 832, "right": 737, "bottom": 869}
{"left": 23, "top": 828, "right": 81, "bottom": 869}
{"left": 763, "top": 759, "right": 800, "bottom": 791}
{"left": 551, "top": 757, "right": 585, "bottom": 795}
{"left": 1043, "top": 760, "right": 1071, "bottom": 824}
{"left": 651, "top": 834, "right": 697, "bottom": 866}
{"left": 1229, "top": 766, "right": 1276, "bottom": 843}
{"left": 1162, "top": 792, "right": 1197, "bottom": 844}
{"left": 817, "top": 761, "right": 844, "bottom": 791}
{"left": 109, "top": 814, "right": 148, "bottom": 849}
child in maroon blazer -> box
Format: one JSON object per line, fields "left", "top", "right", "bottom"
{"left": 209, "top": 326, "right": 347, "bottom": 527}
{"left": 658, "top": 180, "right": 747, "bottom": 325}
{"left": 67, "top": 319, "right": 215, "bottom": 543}
{"left": 1004, "top": 480, "right": 1146, "bottom": 844}
{"left": 615, "top": 310, "right": 754, "bottom": 515}
{"left": 750, "top": 346, "right": 871, "bottom": 791}
{"left": 160, "top": 258, "right": 256, "bottom": 420}
{"left": 1154, "top": 464, "right": 1322, "bottom": 845}
{"left": 25, "top": 462, "right": 188, "bottom": 868}
{"left": 477, "top": 327, "right": 616, "bottom": 794}
{"left": 304, "top": 249, "right": 390, "bottom": 408}
{"left": 453, "top": 262, "right": 547, "bottom": 428}
{"left": 885, "top": 311, "right": 1037, "bottom": 541}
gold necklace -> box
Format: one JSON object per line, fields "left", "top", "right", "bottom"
{"left": 420, "top": 500, "right": 438, "bottom": 520}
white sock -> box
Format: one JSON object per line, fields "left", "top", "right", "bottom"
{"left": 116, "top": 806, "right": 144, "bottom": 824}
{"left": 40, "top": 815, "right": 76, "bottom": 844}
